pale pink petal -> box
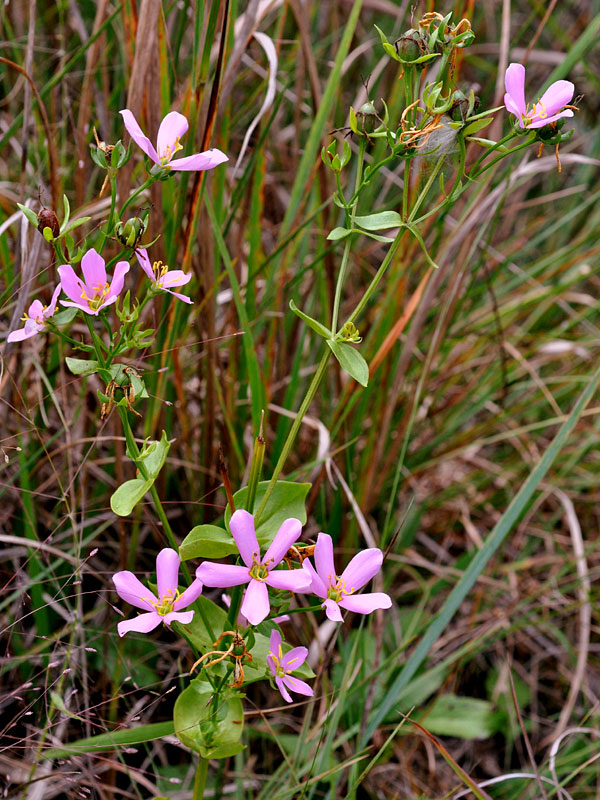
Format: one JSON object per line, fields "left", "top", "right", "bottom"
{"left": 503, "top": 93, "right": 524, "bottom": 119}
{"left": 113, "top": 571, "right": 157, "bottom": 610}
{"left": 7, "top": 326, "right": 36, "bottom": 342}
{"left": 164, "top": 288, "right": 194, "bottom": 304}
{"left": 195, "top": 562, "right": 249, "bottom": 587}
{"left": 281, "top": 646, "right": 308, "bottom": 672}
{"left": 282, "top": 675, "right": 313, "bottom": 698}
{"left": 160, "top": 270, "right": 192, "bottom": 288}
{"left": 229, "top": 509, "right": 260, "bottom": 567}
{"left": 156, "top": 548, "right": 180, "bottom": 598}
{"left": 266, "top": 568, "right": 311, "bottom": 593}
{"left": 340, "top": 549, "right": 383, "bottom": 592}
{"left": 339, "top": 592, "right": 392, "bottom": 615}
{"left": 156, "top": 111, "right": 189, "bottom": 162}
{"left": 80, "top": 248, "right": 107, "bottom": 289}
{"left": 173, "top": 577, "right": 204, "bottom": 610}
{"left": 163, "top": 610, "right": 194, "bottom": 626}
{"left": 322, "top": 598, "right": 343, "bottom": 622}
{"left": 302, "top": 559, "right": 327, "bottom": 598}
{"left": 275, "top": 675, "right": 293, "bottom": 703}
{"left": 106, "top": 260, "right": 130, "bottom": 301}
{"left": 537, "top": 80, "right": 574, "bottom": 118}
{"left": 263, "top": 518, "right": 302, "bottom": 568}
{"left": 117, "top": 611, "right": 161, "bottom": 637}
{"left": 46, "top": 284, "right": 62, "bottom": 316}
{"left": 135, "top": 249, "right": 155, "bottom": 282}
{"left": 504, "top": 63, "right": 526, "bottom": 116}
{"left": 267, "top": 653, "right": 277, "bottom": 677}
{"left": 28, "top": 300, "right": 44, "bottom": 320}
{"left": 59, "top": 299, "right": 94, "bottom": 314}
{"left": 241, "top": 579, "right": 270, "bottom": 625}
{"left": 168, "top": 149, "right": 229, "bottom": 171}
{"left": 527, "top": 109, "right": 574, "bottom": 129}
{"left": 274, "top": 613, "right": 290, "bottom": 624}
{"left": 120, "top": 109, "right": 159, "bottom": 163}
{"left": 269, "top": 628, "right": 282, "bottom": 654}
{"left": 314, "top": 533, "right": 336, "bottom": 584}
{"left": 58, "top": 264, "right": 86, "bottom": 304}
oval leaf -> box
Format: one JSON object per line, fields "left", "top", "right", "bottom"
{"left": 225, "top": 480, "right": 311, "bottom": 547}
{"left": 179, "top": 525, "right": 238, "bottom": 561}
{"left": 174, "top": 679, "right": 244, "bottom": 757}
{"left": 65, "top": 357, "right": 100, "bottom": 376}
{"left": 110, "top": 477, "right": 153, "bottom": 516}
{"left": 327, "top": 340, "right": 369, "bottom": 387}
{"left": 354, "top": 211, "right": 403, "bottom": 230}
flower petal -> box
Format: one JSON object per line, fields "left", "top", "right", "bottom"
{"left": 322, "top": 598, "right": 343, "bottom": 622}
{"left": 241, "top": 579, "right": 270, "bottom": 625}
{"left": 7, "top": 325, "right": 37, "bottom": 342}
{"left": 161, "top": 270, "right": 192, "bottom": 288}
{"left": 269, "top": 629, "right": 282, "bottom": 656}
{"left": 173, "top": 577, "right": 204, "bottom": 610}
{"left": 340, "top": 592, "right": 392, "bottom": 615}
{"left": 229, "top": 509, "right": 260, "bottom": 567}
{"left": 58, "top": 264, "right": 86, "bottom": 304}
{"left": 282, "top": 675, "right": 313, "bottom": 698}
{"left": 106, "top": 260, "right": 130, "bottom": 301}
{"left": 60, "top": 299, "right": 96, "bottom": 315}
{"left": 340, "top": 548, "right": 383, "bottom": 592}
{"left": 275, "top": 675, "right": 293, "bottom": 703}
{"left": 113, "top": 571, "right": 157, "bottom": 610}
{"left": 80, "top": 248, "right": 106, "bottom": 290}
{"left": 537, "top": 80, "right": 574, "bottom": 118}
{"left": 164, "top": 288, "right": 194, "bottom": 304}
{"left": 120, "top": 109, "right": 159, "bottom": 163}
{"left": 302, "top": 559, "right": 327, "bottom": 598}
{"left": 46, "top": 284, "right": 62, "bottom": 316}
{"left": 156, "top": 548, "right": 180, "bottom": 599}
{"left": 168, "top": 149, "right": 229, "bottom": 171}
{"left": 313, "top": 532, "right": 336, "bottom": 585}
{"left": 266, "top": 568, "right": 311, "bottom": 593}
{"left": 504, "top": 63, "right": 527, "bottom": 117}
{"left": 503, "top": 93, "right": 524, "bottom": 119}
{"left": 117, "top": 611, "right": 161, "bottom": 637}
{"left": 263, "top": 518, "right": 302, "bottom": 568}
{"left": 195, "top": 562, "right": 249, "bottom": 588}
{"left": 156, "top": 111, "right": 189, "bottom": 162}
{"left": 526, "top": 109, "right": 574, "bottom": 129}
{"left": 136, "top": 249, "right": 155, "bottom": 282}
{"left": 281, "top": 646, "right": 308, "bottom": 672}
{"left": 163, "top": 610, "right": 194, "bottom": 626}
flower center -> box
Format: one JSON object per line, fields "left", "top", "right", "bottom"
{"left": 248, "top": 555, "right": 270, "bottom": 582}
{"left": 151, "top": 259, "right": 170, "bottom": 287}
{"left": 158, "top": 138, "right": 183, "bottom": 166}
{"left": 145, "top": 588, "right": 181, "bottom": 616}
{"left": 81, "top": 282, "right": 110, "bottom": 310}
{"left": 326, "top": 575, "right": 355, "bottom": 603}
{"left": 271, "top": 644, "right": 286, "bottom": 677}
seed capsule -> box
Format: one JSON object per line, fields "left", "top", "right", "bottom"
{"left": 37, "top": 207, "right": 60, "bottom": 239}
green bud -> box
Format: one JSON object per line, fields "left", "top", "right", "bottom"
{"left": 394, "top": 29, "right": 428, "bottom": 63}
{"left": 111, "top": 140, "right": 128, "bottom": 169}
{"left": 116, "top": 216, "right": 147, "bottom": 248}
{"left": 357, "top": 101, "right": 379, "bottom": 134}
{"left": 339, "top": 321, "right": 362, "bottom": 343}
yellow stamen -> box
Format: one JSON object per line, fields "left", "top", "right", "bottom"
{"left": 81, "top": 281, "right": 111, "bottom": 311}
{"left": 158, "top": 137, "right": 183, "bottom": 166}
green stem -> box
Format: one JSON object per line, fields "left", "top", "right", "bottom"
{"left": 119, "top": 176, "right": 155, "bottom": 218}
{"left": 192, "top": 756, "right": 209, "bottom": 800}
{"left": 408, "top": 155, "right": 446, "bottom": 222}
{"left": 469, "top": 131, "right": 521, "bottom": 175}
{"left": 472, "top": 136, "right": 536, "bottom": 179}
{"left": 99, "top": 174, "right": 117, "bottom": 254}
{"left": 254, "top": 350, "right": 331, "bottom": 525}
{"left": 84, "top": 315, "right": 107, "bottom": 367}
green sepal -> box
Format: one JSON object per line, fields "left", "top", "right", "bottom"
{"left": 17, "top": 203, "right": 39, "bottom": 227}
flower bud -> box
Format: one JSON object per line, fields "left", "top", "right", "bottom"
{"left": 37, "top": 207, "right": 60, "bottom": 239}
{"left": 358, "top": 101, "right": 379, "bottom": 134}
{"left": 394, "top": 30, "right": 427, "bottom": 63}
{"left": 116, "top": 216, "right": 147, "bottom": 248}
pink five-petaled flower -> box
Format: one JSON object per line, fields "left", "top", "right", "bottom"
{"left": 120, "top": 109, "right": 228, "bottom": 172}
{"left": 195, "top": 510, "right": 311, "bottom": 626}
{"left": 113, "top": 548, "right": 204, "bottom": 637}
{"left": 267, "top": 629, "right": 313, "bottom": 704}
{"left": 504, "top": 63, "right": 574, "bottom": 130}
{"left": 7, "top": 285, "right": 62, "bottom": 343}
{"left": 58, "top": 248, "right": 130, "bottom": 316}
{"left": 136, "top": 248, "right": 193, "bottom": 304}
{"left": 303, "top": 533, "right": 392, "bottom": 622}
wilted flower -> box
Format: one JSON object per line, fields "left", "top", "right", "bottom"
{"left": 195, "top": 510, "right": 311, "bottom": 626}
{"left": 120, "top": 109, "right": 228, "bottom": 171}
{"left": 58, "top": 248, "right": 130, "bottom": 316}
{"left": 113, "top": 548, "right": 203, "bottom": 637}
{"left": 303, "top": 533, "right": 392, "bottom": 622}
{"left": 7, "top": 285, "right": 62, "bottom": 343}
{"left": 267, "top": 629, "right": 313, "bottom": 703}
{"left": 136, "top": 248, "right": 193, "bottom": 304}
{"left": 504, "top": 63, "right": 574, "bottom": 129}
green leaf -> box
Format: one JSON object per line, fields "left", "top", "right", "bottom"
{"left": 60, "top": 194, "right": 70, "bottom": 231}
{"left": 17, "top": 203, "right": 38, "bottom": 227}
{"left": 225, "top": 480, "right": 311, "bottom": 547}
{"left": 179, "top": 525, "right": 238, "bottom": 560}
{"left": 136, "top": 430, "right": 170, "bottom": 480}
{"left": 289, "top": 299, "right": 331, "bottom": 338}
{"left": 461, "top": 117, "right": 493, "bottom": 136}
{"left": 354, "top": 211, "right": 403, "bottom": 230}
{"left": 110, "top": 477, "right": 153, "bottom": 516}
{"left": 418, "top": 695, "right": 500, "bottom": 740}
{"left": 42, "top": 721, "right": 174, "bottom": 759}
{"left": 327, "top": 340, "right": 369, "bottom": 387}
{"left": 60, "top": 216, "right": 91, "bottom": 237}
{"left": 52, "top": 307, "right": 79, "bottom": 326}
{"left": 327, "top": 226, "right": 352, "bottom": 241}
{"left": 173, "top": 679, "right": 244, "bottom": 757}
{"left": 65, "top": 357, "right": 100, "bottom": 376}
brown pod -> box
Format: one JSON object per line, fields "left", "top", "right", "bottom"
{"left": 37, "top": 207, "right": 60, "bottom": 238}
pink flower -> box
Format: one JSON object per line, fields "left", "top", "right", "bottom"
{"left": 504, "top": 63, "right": 574, "bottom": 130}
{"left": 303, "top": 533, "right": 392, "bottom": 622}
{"left": 267, "top": 629, "right": 313, "bottom": 704}
{"left": 120, "top": 109, "right": 228, "bottom": 171}
{"left": 7, "top": 285, "right": 62, "bottom": 342}
{"left": 58, "top": 248, "right": 130, "bottom": 316}
{"left": 195, "top": 510, "right": 311, "bottom": 626}
{"left": 113, "top": 548, "right": 204, "bottom": 637}
{"left": 136, "top": 248, "right": 193, "bottom": 304}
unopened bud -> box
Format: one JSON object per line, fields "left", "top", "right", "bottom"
{"left": 358, "top": 101, "right": 379, "bottom": 134}
{"left": 395, "top": 30, "right": 427, "bottom": 63}
{"left": 116, "top": 216, "right": 146, "bottom": 248}
{"left": 37, "top": 207, "right": 60, "bottom": 239}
